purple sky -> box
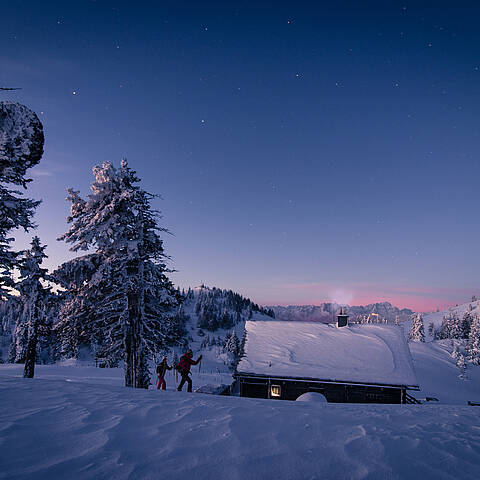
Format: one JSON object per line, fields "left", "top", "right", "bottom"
{"left": 2, "top": 1, "right": 480, "bottom": 311}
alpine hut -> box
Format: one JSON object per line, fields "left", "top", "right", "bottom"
{"left": 234, "top": 312, "right": 419, "bottom": 403}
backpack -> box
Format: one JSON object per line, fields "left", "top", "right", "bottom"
{"left": 176, "top": 355, "right": 189, "bottom": 373}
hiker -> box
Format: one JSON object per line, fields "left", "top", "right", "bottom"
{"left": 156, "top": 356, "right": 172, "bottom": 390}
{"left": 176, "top": 349, "right": 202, "bottom": 392}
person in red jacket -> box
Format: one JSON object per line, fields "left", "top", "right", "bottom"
{"left": 176, "top": 349, "right": 202, "bottom": 392}
{"left": 156, "top": 356, "right": 172, "bottom": 390}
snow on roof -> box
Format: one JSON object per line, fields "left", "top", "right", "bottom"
{"left": 237, "top": 321, "right": 418, "bottom": 388}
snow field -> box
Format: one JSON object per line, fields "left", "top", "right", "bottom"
{"left": 1, "top": 371, "right": 480, "bottom": 480}
{"left": 409, "top": 341, "right": 480, "bottom": 404}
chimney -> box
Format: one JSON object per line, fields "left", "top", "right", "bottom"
{"left": 337, "top": 307, "right": 349, "bottom": 328}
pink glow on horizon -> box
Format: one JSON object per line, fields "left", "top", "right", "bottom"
{"left": 258, "top": 282, "right": 478, "bottom": 312}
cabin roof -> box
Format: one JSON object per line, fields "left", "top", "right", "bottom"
{"left": 237, "top": 321, "right": 418, "bottom": 388}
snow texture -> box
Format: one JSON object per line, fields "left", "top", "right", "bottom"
{"left": 238, "top": 321, "right": 418, "bottom": 387}
{"left": 0, "top": 365, "right": 480, "bottom": 480}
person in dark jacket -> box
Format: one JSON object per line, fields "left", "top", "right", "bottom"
{"left": 156, "top": 356, "right": 172, "bottom": 390}
{"left": 176, "top": 349, "right": 202, "bottom": 392}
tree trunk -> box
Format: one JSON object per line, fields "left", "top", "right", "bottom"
{"left": 23, "top": 330, "right": 37, "bottom": 378}
{"left": 125, "top": 289, "right": 149, "bottom": 388}
{"left": 124, "top": 324, "right": 134, "bottom": 387}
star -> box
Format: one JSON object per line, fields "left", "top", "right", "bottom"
{"left": 72, "top": 91, "right": 77, "bottom": 95}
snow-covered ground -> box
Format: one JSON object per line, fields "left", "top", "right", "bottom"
{"left": 1, "top": 369, "right": 480, "bottom": 480}
{"left": 410, "top": 341, "right": 480, "bottom": 404}
{"left": 2, "top": 336, "right": 480, "bottom": 480}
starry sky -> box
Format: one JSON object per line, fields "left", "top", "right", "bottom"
{"left": 2, "top": 1, "right": 480, "bottom": 311}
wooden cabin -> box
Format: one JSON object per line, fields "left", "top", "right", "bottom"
{"left": 234, "top": 314, "right": 419, "bottom": 404}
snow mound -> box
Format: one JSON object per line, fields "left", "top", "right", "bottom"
{"left": 295, "top": 392, "right": 328, "bottom": 403}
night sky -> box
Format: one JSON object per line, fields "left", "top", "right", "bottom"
{"left": 2, "top": 1, "right": 480, "bottom": 311}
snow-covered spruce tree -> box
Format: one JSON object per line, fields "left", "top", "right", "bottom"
{"left": 449, "top": 312, "right": 462, "bottom": 339}
{"left": 438, "top": 313, "right": 461, "bottom": 339}
{"left": 12, "top": 237, "right": 51, "bottom": 378}
{"left": 461, "top": 312, "right": 472, "bottom": 340}
{"left": 0, "top": 102, "right": 43, "bottom": 297}
{"left": 225, "top": 330, "right": 240, "bottom": 357}
{"left": 408, "top": 313, "right": 425, "bottom": 342}
{"left": 53, "top": 254, "right": 103, "bottom": 361}
{"left": 2, "top": 296, "right": 21, "bottom": 362}
{"left": 451, "top": 344, "right": 460, "bottom": 360}
{"left": 456, "top": 353, "right": 467, "bottom": 379}
{"left": 58, "top": 160, "right": 179, "bottom": 388}
{"left": 466, "top": 315, "right": 480, "bottom": 365}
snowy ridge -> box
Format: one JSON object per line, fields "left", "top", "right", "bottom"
{"left": 422, "top": 299, "right": 480, "bottom": 332}
{"left": 271, "top": 301, "right": 413, "bottom": 323}
{"left": 238, "top": 321, "right": 418, "bottom": 387}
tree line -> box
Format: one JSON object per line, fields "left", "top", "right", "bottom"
{"left": 0, "top": 102, "right": 183, "bottom": 387}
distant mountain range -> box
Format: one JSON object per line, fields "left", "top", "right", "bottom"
{"left": 268, "top": 302, "right": 413, "bottom": 323}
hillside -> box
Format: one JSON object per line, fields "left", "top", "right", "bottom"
{"left": 169, "top": 286, "right": 274, "bottom": 381}
{"left": 422, "top": 299, "right": 480, "bottom": 331}
{"left": 271, "top": 301, "right": 413, "bottom": 323}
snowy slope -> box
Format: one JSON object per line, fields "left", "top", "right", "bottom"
{"left": 238, "top": 321, "right": 418, "bottom": 387}
{"left": 422, "top": 300, "right": 480, "bottom": 331}
{"left": 1, "top": 369, "right": 480, "bottom": 480}
{"left": 409, "top": 341, "right": 480, "bottom": 404}
{"left": 400, "top": 300, "right": 480, "bottom": 342}
{"left": 169, "top": 286, "right": 272, "bottom": 382}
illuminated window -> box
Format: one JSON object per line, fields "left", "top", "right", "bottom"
{"left": 270, "top": 384, "right": 281, "bottom": 398}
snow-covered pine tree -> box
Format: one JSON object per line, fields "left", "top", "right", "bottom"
{"left": 451, "top": 344, "right": 460, "bottom": 360}
{"left": 53, "top": 254, "right": 103, "bottom": 360}
{"left": 225, "top": 330, "right": 240, "bottom": 357}
{"left": 408, "top": 313, "right": 425, "bottom": 342}
{"left": 461, "top": 312, "right": 472, "bottom": 340}
{"left": 170, "top": 350, "right": 178, "bottom": 369}
{"left": 58, "top": 160, "right": 179, "bottom": 388}
{"left": 12, "top": 237, "right": 52, "bottom": 378}
{"left": 456, "top": 353, "right": 467, "bottom": 379}
{"left": 449, "top": 312, "right": 462, "bottom": 339}
{"left": 466, "top": 315, "right": 480, "bottom": 365}
{"left": 3, "top": 296, "right": 22, "bottom": 362}
{"left": 438, "top": 313, "right": 461, "bottom": 339}
{"left": 427, "top": 322, "right": 435, "bottom": 338}
{"left": 0, "top": 102, "right": 43, "bottom": 296}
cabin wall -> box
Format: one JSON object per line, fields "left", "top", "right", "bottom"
{"left": 237, "top": 376, "right": 405, "bottom": 404}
